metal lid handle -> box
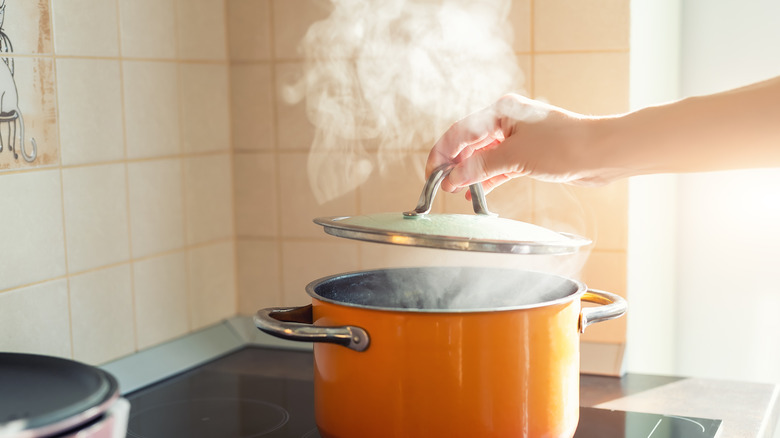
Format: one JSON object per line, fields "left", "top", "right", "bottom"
{"left": 404, "top": 164, "right": 495, "bottom": 217}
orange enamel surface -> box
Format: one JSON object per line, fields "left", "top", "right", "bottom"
{"left": 312, "top": 298, "right": 582, "bottom": 438}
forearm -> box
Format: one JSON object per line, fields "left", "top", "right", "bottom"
{"left": 595, "top": 76, "right": 780, "bottom": 176}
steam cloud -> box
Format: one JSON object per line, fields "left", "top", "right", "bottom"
{"left": 283, "top": 0, "right": 524, "bottom": 204}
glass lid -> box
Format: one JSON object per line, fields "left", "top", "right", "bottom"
{"left": 314, "top": 165, "right": 591, "bottom": 255}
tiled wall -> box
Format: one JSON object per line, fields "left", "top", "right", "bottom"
{"left": 0, "top": 0, "right": 630, "bottom": 366}
{"left": 0, "top": 0, "right": 235, "bottom": 365}
{"left": 231, "top": 0, "right": 630, "bottom": 345}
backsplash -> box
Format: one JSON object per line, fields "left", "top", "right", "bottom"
{"left": 0, "top": 0, "right": 235, "bottom": 365}
{"left": 0, "top": 0, "right": 629, "bottom": 365}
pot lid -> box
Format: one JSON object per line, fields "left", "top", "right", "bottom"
{"left": 315, "top": 165, "right": 590, "bottom": 255}
{"left": 0, "top": 353, "right": 119, "bottom": 437}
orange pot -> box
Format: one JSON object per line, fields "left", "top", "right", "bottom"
{"left": 256, "top": 267, "right": 626, "bottom": 438}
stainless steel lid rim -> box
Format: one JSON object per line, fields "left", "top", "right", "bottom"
{"left": 316, "top": 216, "right": 591, "bottom": 255}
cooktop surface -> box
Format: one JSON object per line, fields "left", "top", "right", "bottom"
{"left": 125, "top": 347, "right": 721, "bottom": 438}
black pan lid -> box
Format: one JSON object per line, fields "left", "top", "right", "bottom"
{"left": 0, "top": 353, "right": 119, "bottom": 436}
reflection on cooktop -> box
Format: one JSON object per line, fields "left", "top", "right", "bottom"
{"left": 125, "top": 347, "right": 721, "bottom": 438}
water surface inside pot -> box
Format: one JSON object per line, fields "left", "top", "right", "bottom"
{"left": 308, "top": 266, "right": 582, "bottom": 313}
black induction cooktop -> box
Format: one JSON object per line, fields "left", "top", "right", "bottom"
{"left": 125, "top": 347, "right": 721, "bottom": 438}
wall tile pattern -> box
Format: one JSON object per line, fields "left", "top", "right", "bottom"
{"left": 1, "top": 0, "right": 630, "bottom": 365}
{"left": 0, "top": 0, "right": 235, "bottom": 364}
{"left": 230, "top": 0, "right": 631, "bottom": 347}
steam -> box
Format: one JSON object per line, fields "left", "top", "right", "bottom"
{"left": 283, "top": 0, "right": 523, "bottom": 203}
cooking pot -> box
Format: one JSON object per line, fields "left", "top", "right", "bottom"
{"left": 255, "top": 266, "right": 626, "bottom": 438}
{"left": 0, "top": 353, "right": 129, "bottom": 438}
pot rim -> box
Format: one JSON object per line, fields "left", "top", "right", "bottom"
{"left": 304, "top": 266, "right": 587, "bottom": 314}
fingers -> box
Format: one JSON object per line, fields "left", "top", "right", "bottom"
{"left": 447, "top": 137, "right": 527, "bottom": 190}
{"left": 426, "top": 104, "right": 503, "bottom": 177}
{"left": 463, "top": 173, "right": 513, "bottom": 200}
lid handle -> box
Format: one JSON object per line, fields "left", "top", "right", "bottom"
{"left": 404, "top": 164, "right": 496, "bottom": 217}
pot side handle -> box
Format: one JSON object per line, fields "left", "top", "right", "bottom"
{"left": 578, "top": 289, "right": 627, "bottom": 333}
{"left": 254, "top": 305, "right": 370, "bottom": 352}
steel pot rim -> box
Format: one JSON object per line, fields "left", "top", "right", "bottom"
{"left": 304, "top": 266, "right": 587, "bottom": 314}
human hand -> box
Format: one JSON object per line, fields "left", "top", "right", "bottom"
{"left": 426, "top": 94, "right": 620, "bottom": 197}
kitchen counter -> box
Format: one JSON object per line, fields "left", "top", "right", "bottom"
{"left": 105, "top": 318, "right": 780, "bottom": 438}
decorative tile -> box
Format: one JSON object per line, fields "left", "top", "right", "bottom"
{"left": 183, "top": 154, "right": 234, "bottom": 244}
{"left": 0, "top": 0, "right": 53, "bottom": 55}
{"left": 52, "top": 0, "right": 119, "bottom": 57}
{"left": 118, "top": 0, "right": 177, "bottom": 59}
{"left": 234, "top": 152, "right": 277, "bottom": 237}
{"left": 0, "top": 279, "right": 71, "bottom": 358}
{"left": 534, "top": 53, "right": 629, "bottom": 115}
{"left": 0, "top": 57, "right": 58, "bottom": 170}
{"left": 56, "top": 58, "right": 124, "bottom": 166}
{"left": 227, "top": 0, "right": 271, "bottom": 61}
{"left": 534, "top": 0, "right": 630, "bottom": 52}
{"left": 230, "top": 64, "right": 274, "bottom": 151}
{"left": 176, "top": 0, "right": 227, "bottom": 60}
{"left": 127, "top": 159, "right": 185, "bottom": 258}
{"left": 0, "top": 169, "right": 66, "bottom": 291}
{"left": 70, "top": 264, "right": 135, "bottom": 365}
{"left": 179, "top": 63, "right": 230, "bottom": 154}
{"left": 236, "top": 239, "right": 280, "bottom": 315}
{"left": 133, "top": 251, "right": 189, "bottom": 349}
{"left": 62, "top": 163, "right": 130, "bottom": 273}
{"left": 122, "top": 60, "right": 181, "bottom": 159}
{"left": 188, "top": 241, "right": 236, "bottom": 330}
{"left": 278, "top": 152, "right": 357, "bottom": 238}
{"left": 281, "top": 239, "right": 359, "bottom": 306}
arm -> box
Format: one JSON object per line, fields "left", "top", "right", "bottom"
{"left": 428, "top": 76, "right": 780, "bottom": 193}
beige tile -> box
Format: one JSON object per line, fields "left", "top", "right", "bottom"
{"left": 62, "top": 164, "right": 130, "bottom": 273}
{"left": 234, "top": 152, "right": 277, "bottom": 237}
{"left": 133, "top": 252, "right": 189, "bottom": 349}
{"left": 179, "top": 63, "right": 230, "bottom": 154}
{"left": 534, "top": 53, "right": 629, "bottom": 115}
{"left": 580, "top": 250, "right": 627, "bottom": 344}
{"left": 0, "top": 0, "right": 53, "bottom": 54}
{"left": 230, "top": 64, "right": 274, "bottom": 151}
{"left": 0, "top": 170, "right": 66, "bottom": 291}
{"left": 118, "top": 0, "right": 177, "bottom": 59}
{"left": 358, "top": 153, "right": 428, "bottom": 215}
{"left": 508, "top": 0, "right": 531, "bottom": 52}
{"left": 441, "top": 175, "right": 535, "bottom": 222}
{"left": 70, "top": 264, "right": 135, "bottom": 365}
{"left": 176, "top": 0, "right": 227, "bottom": 60}
{"left": 237, "top": 240, "right": 280, "bottom": 315}
{"left": 273, "top": 0, "right": 333, "bottom": 59}
{"left": 275, "top": 62, "right": 315, "bottom": 150}
{"left": 533, "top": 181, "right": 594, "bottom": 241}
{"left": 122, "top": 61, "right": 181, "bottom": 159}
{"left": 188, "top": 241, "right": 236, "bottom": 329}
{"left": 127, "top": 159, "right": 185, "bottom": 258}
{"left": 516, "top": 54, "right": 532, "bottom": 97}
{"left": 52, "top": 0, "right": 119, "bottom": 56}
{"left": 534, "top": 0, "right": 629, "bottom": 52}
{"left": 0, "top": 280, "right": 71, "bottom": 358}
{"left": 0, "top": 57, "right": 59, "bottom": 170}
{"left": 183, "top": 154, "right": 234, "bottom": 244}
{"left": 56, "top": 59, "right": 124, "bottom": 166}
{"left": 281, "top": 240, "right": 359, "bottom": 306}
{"left": 569, "top": 181, "right": 628, "bottom": 252}
{"left": 278, "top": 152, "right": 357, "bottom": 238}
{"left": 227, "top": 0, "right": 271, "bottom": 61}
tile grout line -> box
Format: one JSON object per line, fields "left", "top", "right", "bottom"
{"left": 47, "top": 0, "right": 76, "bottom": 360}
{"left": 114, "top": 0, "right": 140, "bottom": 354}
{"left": 223, "top": 0, "right": 241, "bottom": 322}
{"left": 172, "top": 0, "right": 194, "bottom": 334}
{"left": 268, "top": 0, "right": 286, "bottom": 308}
